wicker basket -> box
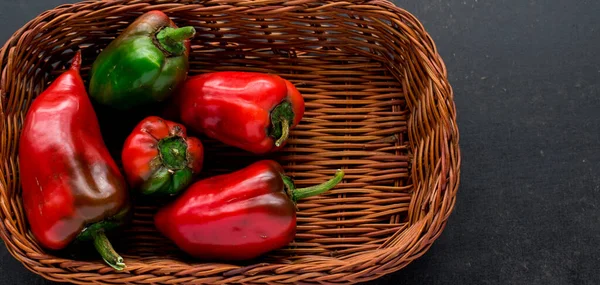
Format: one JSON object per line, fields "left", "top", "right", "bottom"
{"left": 0, "top": 0, "right": 460, "bottom": 284}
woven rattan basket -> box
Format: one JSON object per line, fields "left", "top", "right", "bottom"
{"left": 0, "top": 0, "right": 460, "bottom": 284}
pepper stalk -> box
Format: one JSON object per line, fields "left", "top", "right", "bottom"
{"left": 281, "top": 169, "right": 345, "bottom": 203}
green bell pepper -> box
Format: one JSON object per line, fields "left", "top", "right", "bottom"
{"left": 89, "top": 10, "right": 195, "bottom": 109}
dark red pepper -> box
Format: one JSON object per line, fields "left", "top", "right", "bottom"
{"left": 174, "top": 71, "right": 305, "bottom": 154}
{"left": 121, "top": 116, "right": 204, "bottom": 197}
{"left": 18, "top": 52, "right": 131, "bottom": 270}
{"left": 154, "top": 160, "right": 344, "bottom": 261}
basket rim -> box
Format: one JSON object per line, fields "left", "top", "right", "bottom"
{"left": 0, "top": 0, "right": 460, "bottom": 284}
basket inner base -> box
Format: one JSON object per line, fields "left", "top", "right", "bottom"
{"left": 84, "top": 45, "right": 414, "bottom": 265}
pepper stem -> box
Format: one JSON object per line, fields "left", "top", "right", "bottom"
{"left": 70, "top": 50, "right": 82, "bottom": 71}
{"left": 269, "top": 101, "right": 295, "bottom": 147}
{"left": 156, "top": 26, "right": 196, "bottom": 56}
{"left": 283, "top": 169, "right": 345, "bottom": 202}
{"left": 92, "top": 230, "right": 125, "bottom": 271}
{"left": 275, "top": 118, "right": 290, "bottom": 147}
{"left": 158, "top": 136, "right": 188, "bottom": 170}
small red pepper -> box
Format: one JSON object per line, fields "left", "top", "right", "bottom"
{"left": 18, "top": 51, "right": 131, "bottom": 270}
{"left": 121, "top": 116, "right": 204, "bottom": 197}
{"left": 175, "top": 71, "right": 305, "bottom": 154}
{"left": 154, "top": 160, "right": 344, "bottom": 261}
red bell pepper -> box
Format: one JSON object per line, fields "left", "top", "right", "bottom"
{"left": 121, "top": 116, "right": 204, "bottom": 197}
{"left": 18, "top": 51, "right": 131, "bottom": 270}
{"left": 154, "top": 160, "right": 344, "bottom": 261}
{"left": 174, "top": 71, "right": 305, "bottom": 154}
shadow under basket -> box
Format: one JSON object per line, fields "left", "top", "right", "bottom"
{"left": 0, "top": 1, "right": 460, "bottom": 284}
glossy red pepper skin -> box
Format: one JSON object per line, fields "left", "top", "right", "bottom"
{"left": 122, "top": 116, "right": 204, "bottom": 197}
{"left": 18, "top": 52, "right": 130, "bottom": 270}
{"left": 175, "top": 71, "right": 305, "bottom": 154}
{"left": 154, "top": 160, "right": 344, "bottom": 261}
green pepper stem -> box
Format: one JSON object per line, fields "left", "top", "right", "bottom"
{"left": 163, "top": 26, "right": 196, "bottom": 42}
{"left": 156, "top": 26, "right": 196, "bottom": 56}
{"left": 92, "top": 230, "right": 125, "bottom": 271}
{"left": 284, "top": 169, "right": 345, "bottom": 202}
{"left": 270, "top": 101, "right": 295, "bottom": 147}
{"left": 158, "top": 136, "right": 188, "bottom": 170}
{"left": 275, "top": 118, "right": 290, "bottom": 147}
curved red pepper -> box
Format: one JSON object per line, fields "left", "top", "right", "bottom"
{"left": 154, "top": 160, "right": 344, "bottom": 261}
{"left": 122, "top": 116, "right": 204, "bottom": 197}
{"left": 175, "top": 72, "right": 305, "bottom": 154}
{"left": 18, "top": 52, "right": 130, "bottom": 270}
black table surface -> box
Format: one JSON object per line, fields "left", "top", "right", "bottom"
{"left": 1, "top": 1, "right": 599, "bottom": 284}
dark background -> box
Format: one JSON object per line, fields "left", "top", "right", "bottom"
{"left": 1, "top": 0, "right": 599, "bottom": 284}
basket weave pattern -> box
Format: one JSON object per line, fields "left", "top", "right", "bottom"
{"left": 0, "top": 1, "right": 460, "bottom": 284}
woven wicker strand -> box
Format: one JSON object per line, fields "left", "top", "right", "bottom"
{"left": 0, "top": 1, "right": 460, "bottom": 284}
